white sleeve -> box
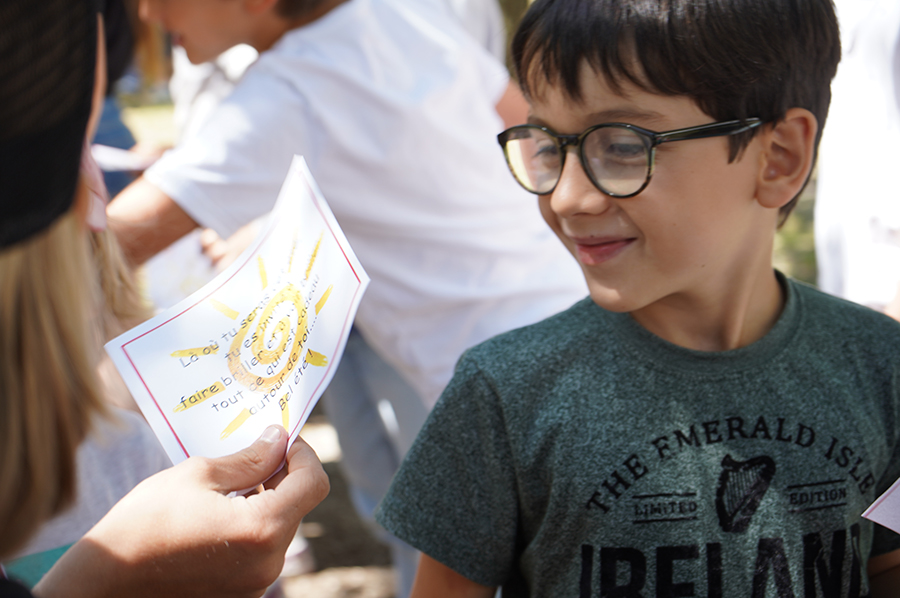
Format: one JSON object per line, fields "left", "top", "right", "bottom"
{"left": 486, "top": 51, "right": 511, "bottom": 106}
{"left": 445, "top": 0, "right": 507, "bottom": 63}
{"left": 145, "top": 70, "right": 311, "bottom": 239}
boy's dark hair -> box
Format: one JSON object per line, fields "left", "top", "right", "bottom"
{"left": 276, "top": 0, "right": 327, "bottom": 19}
{"left": 512, "top": 0, "right": 840, "bottom": 223}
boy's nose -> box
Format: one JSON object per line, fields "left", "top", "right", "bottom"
{"left": 548, "top": 150, "right": 614, "bottom": 218}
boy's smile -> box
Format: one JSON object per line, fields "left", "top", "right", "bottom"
{"left": 529, "top": 66, "right": 785, "bottom": 351}
{"left": 571, "top": 235, "right": 635, "bottom": 266}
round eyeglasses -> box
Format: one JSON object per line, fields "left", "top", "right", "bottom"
{"left": 497, "top": 118, "right": 763, "bottom": 198}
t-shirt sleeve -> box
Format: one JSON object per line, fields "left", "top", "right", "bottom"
{"left": 144, "top": 70, "right": 310, "bottom": 239}
{"left": 375, "top": 352, "right": 519, "bottom": 588}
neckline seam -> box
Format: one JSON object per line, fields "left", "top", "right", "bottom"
{"left": 604, "top": 274, "right": 801, "bottom": 378}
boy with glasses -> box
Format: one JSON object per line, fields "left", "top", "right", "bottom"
{"left": 375, "top": 0, "right": 900, "bottom": 595}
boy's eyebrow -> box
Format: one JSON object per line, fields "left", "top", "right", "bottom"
{"left": 584, "top": 109, "right": 668, "bottom": 126}
{"left": 527, "top": 108, "right": 669, "bottom": 129}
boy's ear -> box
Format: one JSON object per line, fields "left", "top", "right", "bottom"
{"left": 755, "top": 108, "right": 818, "bottom": 209}
{"left": 243, "top": 0, "right": 279, "bottom": 15}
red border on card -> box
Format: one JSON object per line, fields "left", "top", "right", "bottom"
{"left": 121, "top": 178, "right": 364, "bottom": 459}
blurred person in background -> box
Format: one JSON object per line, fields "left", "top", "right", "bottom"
{"left": 815, "top": 0, "right": 900, "bottom": 319}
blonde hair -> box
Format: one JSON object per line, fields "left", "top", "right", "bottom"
{"left": 91, "top": 227, "right": 153, "bottom": 413}
{"left": 0, "top": 205, "right": 107, "bottom": 558}
{"left": 91, "top": 227, "right": 152, "bottom": 339}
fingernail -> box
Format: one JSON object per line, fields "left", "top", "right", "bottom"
{"left": 260, "top": 425, "right": 284, "bottom": 444}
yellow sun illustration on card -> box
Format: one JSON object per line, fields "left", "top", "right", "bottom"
{"left": 169, "top": 232, "right": 334, "bottom": 440}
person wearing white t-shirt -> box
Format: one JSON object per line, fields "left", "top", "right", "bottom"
{"left": 139, "top": 0, "right": 510, "bottom": 312}
{"left": 108, "top": 0, "right": 586, "bottom": 594}
{"left": 446, "top": 0, "right": 506, "bottom": 63}
{"left": 815, "top": 0, "right": 900, "bottom": 316}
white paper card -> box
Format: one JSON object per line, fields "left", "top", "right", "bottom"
{"left": 92, "top": 143, "right": 158, "bottom": 172}
{"left": 864, "top": 476, "right": 900, "bottom": 534}
{"left": 106, "top": 156, "right": 369, "bottom": 464}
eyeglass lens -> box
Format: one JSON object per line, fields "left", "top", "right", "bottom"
{"left": 503, "top": 126, "right": 651, "bottom": 196}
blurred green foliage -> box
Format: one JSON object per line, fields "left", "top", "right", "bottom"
{"left": 773, "top": 177, "right": 817, "bottom": 285}
{"left": 498, "top": 0, "right": 529, "bottom": 35}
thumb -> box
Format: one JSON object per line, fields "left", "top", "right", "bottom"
{"left": 204, "top": 425, "right": 288, "bottom": 494}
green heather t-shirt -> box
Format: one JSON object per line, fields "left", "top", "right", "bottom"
{"left": 376, "top": 275, "right": 900, "bottom": 597}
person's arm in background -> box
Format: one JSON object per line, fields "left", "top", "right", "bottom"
{"left": 885, "top": 283, "right": 900, "bottom": 321}
{"left": 33, "top": 426, "right": 329, "bottom": 598}
{"left": 495, "top": 81, "right": 528, "bottom": 130}
{"left": 107, "top": 177, "right": 198, "bottom": 266}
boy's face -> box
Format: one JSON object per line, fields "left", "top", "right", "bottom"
{"left": 529, "top": 66, "right": 775, "bottom": 317}
{"left": 139, "top": 0, "right": 249, "bottom": 64}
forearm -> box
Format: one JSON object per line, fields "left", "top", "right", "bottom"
{"left": 885, "top": 282, "right": 900, "bottom": 322}
{"left": 34, "top": 429, "right": 329, "bottom": 598}
{"left": 107, "top": 177, "right": 199, "bottom": 266}
{"left": 33, "top": 538, "right": 118, "bottom": 598}
{"left": 495, "top": 81, "right": 528, "bottom": 130}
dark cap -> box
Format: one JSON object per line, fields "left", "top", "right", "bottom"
{"left": 0, "top": 0, "right": 98, "bottom": 248}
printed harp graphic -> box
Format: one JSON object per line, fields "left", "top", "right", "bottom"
{"left": 715, "top": 454, "right": 776, "bottom": 533}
